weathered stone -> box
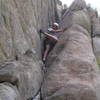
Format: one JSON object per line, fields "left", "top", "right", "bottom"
{"left": 45, "top": 81, "right": 97, "bottom": 100}
{"left": 92, "top": 17, "right": 100, "bottom": 67}
{"left": 0, "top": 53, "right": 43, "bottom": 100}
{"left": 32, "top": 92, "right": 40, "bottom": 100}
{"left": 62, "top": 0, "right": 87, "bottom": 19}
{"left": 42, "top": 24, "right": 99, "bottom": 100}
{"left": 61, "top": 6, "right": 91, "bottom": 33}
{"left": 72, "top": 10, "right": 91, "bottom": 33}
{"left": 93, "top": 37, "right": 100, "bottom": 56}
{"left": 1, "top": 0, "right": 100, "bottom": 100}
{"left": 56, "top": 0, "right": 63, "bottom": 21}
{"left": 87, "top": 7, "right": 98, "bottom": 19}
{"left": 92, "top": 17, "right": 100, "bottom": 36}
{"left": 0, "top": 0, "right": 60, "bottom": 99}
{"left": 42, "top": 0, "right": 100, "bottom": 99}
{"left": 0, "top": 83, "right": 21, "bottom": 100}
{"left": 93, "top": 37, "right": 100, "bottom": 67}
{"left": 43, "top": 25, "right": 99, "bottom": 100}
{"left": 69, "top": 0, "right": 87, "bottom": 11}
{"left": 0, "top": 0, "right": 62, "bottom": 60}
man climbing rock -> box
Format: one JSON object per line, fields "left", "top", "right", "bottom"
{"left": 40, "top": 22, "right": 66, "bottom": 64}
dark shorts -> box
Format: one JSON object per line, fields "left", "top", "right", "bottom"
{"left": 44, "top": 38, "right": 57, "bottom": 50}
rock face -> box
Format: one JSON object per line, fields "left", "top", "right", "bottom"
{"left": 0, "top": 0, "right": 61, "bottom": 100}
{"left": 0, "top": 53, "right": 43, "bottom": 100}
{"left": 0, "top": 83, "right": 21, "bottom": 100}
{"left": 42, "top": 0, "right": 100, "bottom": 100}
{"left": 84, "top": 3, "right": 100, "bottom": 67}
{"left": 56, "top": 0, "right": 63, "bottom": 21}
{"left": 92, "top": 14, "right": 100, "bottom": 67}
{"left": 0, "top": 0, "right": 100, "bottom": 100}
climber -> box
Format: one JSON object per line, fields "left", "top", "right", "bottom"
{"left": 40, "top": 22, "right": 66, "bottom": 64}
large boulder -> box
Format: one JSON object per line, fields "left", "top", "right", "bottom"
{"left": 92, "top": 17, "right": 100, "bottom": 36}
{"left": 93, "top": 37, "right": 100, "bottom": 67}
{"left": 62, "top": 0, "right": 87, "bottom": 20}
{"left": 0, "top": 52, "right": 43, "bottom": 100}
{"left": 0, "top": 83, "right": 21, "bottom": 100}
{"left": 42, "top": 0, "right": 100, "bottom": 100}
{"left": 68, "top": 0, "right": 87, "bottom": 11}
{"left": 0, "top": 0, "right": 60, "bottom": 99}
{"left": 61, "top": 5, "right": 91, "bottom": 33}
{"left": 56, "top": 0, "right": 63, "bottom": 22}
{"left": 92, "top": 17, "right": 100, "bottom": 67}
{"left": 93, "top": 37, "right": 100, "bottom": 56}
{"left": 0, "top": 0, "right": 59, "bottom": 59}
{"left": 42, "top": 24, "right": 100, "bottom": 100}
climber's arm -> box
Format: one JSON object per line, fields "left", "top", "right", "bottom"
{"left": 52, "top": 27, "right": 68, "bottom": 33}
{"left": 39, "top": 29, "right": 58, "bottom": 41}
{"left": 43, "top": 32, "right": 58, "bottom": 41}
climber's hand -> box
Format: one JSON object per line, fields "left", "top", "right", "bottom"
{"left": 62, "top": 27, "right": 67, "bottom": 32}
{"left": 39, "top": 29, "right": 44, "bottom": 33}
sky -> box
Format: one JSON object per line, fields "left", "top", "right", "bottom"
{"left": 61, "top": 0, "right": 100, "bottom": 14}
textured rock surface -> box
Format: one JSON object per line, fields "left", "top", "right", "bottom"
{"left": 0, "top": 53, "right": 43, "bottom": 100}
{"left": 0, "top": 0, "right": 61, "bottom": 100}
{"left": 90, "top": 8, "right": 100, "bottom": 67}
{"left": 1, "top": 0, "right": 100, "bottom": 100}
{"left": 56, "top": 0, "right": 63, "bottom": 21}
{"left": 0, "top": 0, "right": 59, "bottom": 59}
{"left": 93, "top": 37, "right": 100, "bottom": 67}
{"left": 42, "top": 0, "right": 100, "bottom": 100}
{"left": 93, "top": 37, "right": 100, "bottom": 56}
{"left": 0, "top": 83, "right": 21, "bottom": 100}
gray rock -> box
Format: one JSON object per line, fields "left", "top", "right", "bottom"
{"left": 32, "top": 92, "right": 40, "bottom": 100}
{"left": 93, "top": 37, "right": 100, "bottom": 56}
{"left": 42, "top": 24, "right": 99, "bottom": 100}
{"left": 61, "top": 9, "right": 91, "bottom": 34}
{"left": 0, "top": 83, "right": 21, "bottom": 100}
{"left": 42, "top": 1, "right": 100, "bottom": 98}
{"left": 0, "top": 55, "right": 43, "bottom": 100}
{"left": 92, "top": 17, "right": 100, "bottom": 37}
{"left": 92, "top": 17, "right": 100, "bottom": 67}
{"left": 0, "top": 0, "right": 60, "bottom": 99}
{"left": 62, "top": 0, "right": 87, "bottom": 20}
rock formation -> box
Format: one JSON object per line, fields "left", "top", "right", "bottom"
{"left": 0, "top": 0, "right": 100, "bottom": 100}
{"left": 42, "top": 0, "right": 100, "bottom": 100}
{"left": 91, "top": 9, "right": 100, "bottom": 67}
{"left": 0, "top": 0, "right": 62, "bottom": 100}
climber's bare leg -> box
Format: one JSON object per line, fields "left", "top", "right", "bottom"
{"left": 43, "top": 44, "right": 50, "bottom": 61}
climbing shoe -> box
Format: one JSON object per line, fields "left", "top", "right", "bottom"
{"left": 43, "top": 59, "right": 46, "bottom": 64}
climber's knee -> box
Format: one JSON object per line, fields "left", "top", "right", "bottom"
{"left": 46, "top": 44, "right": 50, "bottom": 51}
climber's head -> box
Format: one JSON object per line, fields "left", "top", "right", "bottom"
{"left": 52, "top": 22, "right": 59, "bottom": 29}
